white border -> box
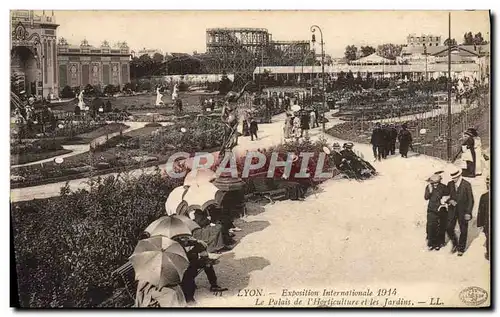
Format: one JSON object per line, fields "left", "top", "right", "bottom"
{"left": 3, "top": 1, "right": 497, "bottom": 317}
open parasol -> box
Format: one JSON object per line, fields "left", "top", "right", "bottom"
{"left": 165, "top": 186, "right": 190, "bottom": 216}
{"left": 144, "top": 216, "right": 192, "bottom": 239}
{"left": 180, "top": 182, "right": 225, "bottom": 216}
{"left": 171, "top": 214, "right": 201, "bottom": 232}
{"left": 129, "top": 236, "right": 189, "bottom": 288}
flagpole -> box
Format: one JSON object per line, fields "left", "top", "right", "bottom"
{"left": 447, "top": 12, "right": 452, "bottom": 161}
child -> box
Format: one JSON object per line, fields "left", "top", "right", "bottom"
{"left": 249, "top": 118, "right": 258, "bottom": 141}
{"left": 424, "top": 172, "right": 450, "bottom": 251}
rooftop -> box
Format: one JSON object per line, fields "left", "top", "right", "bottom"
{"left": 401, "top": 44, "right": 489, "bottom": 57}
{"left": 57, "top": 38, "right": 130, "bottom": 55}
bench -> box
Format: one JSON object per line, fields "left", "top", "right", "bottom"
{"left": 111, "top": 261, "right": 137, "bottom": 302}
{"left": 245, "top": 174, "right": 301, "bottom": 204}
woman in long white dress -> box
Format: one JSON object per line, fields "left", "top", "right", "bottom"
{"left": 469, "top": 128, "right": 484, "bottom": 176}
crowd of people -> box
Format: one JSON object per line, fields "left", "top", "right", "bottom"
{"left": 370, "top": 122, "right": 413, "bottom": 160}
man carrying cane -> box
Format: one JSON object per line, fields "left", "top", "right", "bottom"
{"left": 446, "top": 169, "right": 474, "bottom": 256}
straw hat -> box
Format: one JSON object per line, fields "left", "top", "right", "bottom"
{"left": 450, "top": 168, "right": 462, "bottom": 179}
{"left": 464, "top": 130, "right": 474, "bottom": 138}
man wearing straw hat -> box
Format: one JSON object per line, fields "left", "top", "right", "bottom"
{"left": 446, "top": 168, "right": 474, "bottom": 256}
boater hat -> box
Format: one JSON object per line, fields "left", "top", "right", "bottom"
{"left": 428, "top": 173, "right": 442, "bottom": 183}
{"left": 450, "top": 169, "right": 462, "bottom": 179}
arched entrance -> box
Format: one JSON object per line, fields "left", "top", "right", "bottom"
{"left": 11, "top": 46, "right": 39, "bottom": 96}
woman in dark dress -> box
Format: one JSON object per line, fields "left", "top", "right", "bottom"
{"left": 398, "top": 124, "right": 413, "bottom": 158}
{"left": 190, "top": 206, "right": 233, "bottom": 253}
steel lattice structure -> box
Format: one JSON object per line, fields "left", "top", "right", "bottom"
{"left": 203, "top": 27, "right": 311, "bottom": 87}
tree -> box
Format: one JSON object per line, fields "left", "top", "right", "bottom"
{"left": 152, "top": 53, "right": 164, "bottom": 64}
{"left": 360, "top": 46, "right": 376, "bottom": 57}
{"left": 344, "top": 45, "right": 358, "bottom": 61}
{"left": 473, "top": 32, "right": 488, "bottom": 45}
{"left": 463, "top": 32, "right": 474, "bottom": 45}
{"left": 376, "top": 43, "right": 403, "bottom": 60}
{"left": 462, "top": 32, "right": 487, "bottom": 45}
{"left": 218, "top": 74, "right": 233, "bottom": 95}
{"left": 444, "top": 38, "right": 457, "bottom": 46}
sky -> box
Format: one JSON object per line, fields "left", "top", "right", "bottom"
{"left": 50, "top": 10, "right": 490, "bottom": 58}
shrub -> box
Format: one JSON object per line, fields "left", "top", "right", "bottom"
{"left": 178, "top": 81, "right": 189, "bottom": 92}
{"left": 138, "top": 81, "right": 151, "bottom": 92}
{"left": 103, "top": 85, "right": 115, "bottom": 96}
{"left": 12, "top": 170, "right": 183, "bottom": 307}
{"left": 60, "top": 86, "right": 75, "bottom": 99}
{"left": 11, "top": 139, "right": 64, "bottom": 155}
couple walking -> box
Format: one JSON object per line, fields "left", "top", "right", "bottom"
{"left": 424, "top": 169, "right": 474, "bottom": 256}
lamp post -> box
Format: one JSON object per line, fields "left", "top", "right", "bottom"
{"left": 311, "top": 25, "right": 326, "bottom": 132}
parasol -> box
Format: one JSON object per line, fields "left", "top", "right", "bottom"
{"left": 171, "top": 214, "right": 201, "bottom": 232}
{"left": 184, "top": 168, "right": 216, "bottom": 186}
{"left": 165, "top": 186, "right": 190, "bottom": 216}
{"left": 129, "top": 236, "right": 189, "bottom": 288}
{"left": 144, "top": 216, "right": 192, "bottom": 239}
{"left": 180, "top": 182, "right": 225, "bottom": 216}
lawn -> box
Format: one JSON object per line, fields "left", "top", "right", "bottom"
{"left": 50, "top": 92, "right": 220, "bottom": 115}
{"left": 11, "top": 149, "right": 73, "bottom": 165}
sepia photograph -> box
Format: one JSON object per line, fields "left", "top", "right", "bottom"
{"left": 9, "top": 9, "right": 491, "bottom": 308}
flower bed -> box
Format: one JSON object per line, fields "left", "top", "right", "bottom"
{"left": 11, "top": 149, "right": 72, "bottom": 165}
{"left": 10, "top": 119, "right": 225, "bottom": 187}
{"left": 10, "top": 139, "right": 71, "bottom": 165}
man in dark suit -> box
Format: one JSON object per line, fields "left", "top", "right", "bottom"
{"left": 477, "top": 175, "right": 490, "bottom": 260}
{"left": 446, "top": 169, "right": 475, "bottom": 256}
{"left": 370, "top": 123, "right": 384, "bottom": 161}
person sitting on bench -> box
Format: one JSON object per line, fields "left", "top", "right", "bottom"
{"left": 173, "top": 235, "right": 227, "bottom": 304}
{"left": 190, "top": 208, "right": 233, "bottom": 253}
